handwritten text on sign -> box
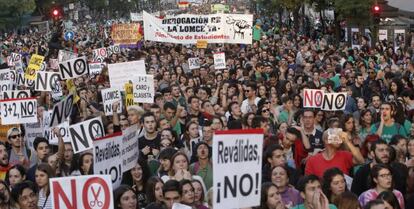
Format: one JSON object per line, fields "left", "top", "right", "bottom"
{"left": 303, "top": 89, "right": 347, "bottom": 111}
{"left": 213, "top": 52, "right": 226, "bottom": 70}
{"left": 0, "top": 98, "right": 37, "bottom": 125}
{"left": 101, "top": 88, "right": 123, "bottom": 116}
{"left": 133, "top": 75, "right": 155, "bottom": 104}
{"left": 213, "top": 129, "right": 263, "bottom": 209}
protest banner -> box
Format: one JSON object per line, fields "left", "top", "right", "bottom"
{"left": 130, "top": 12, "right": 143, "bottom": 21}
{"left": 101, "top": 88, "right": 123, "bottom": 116}
{"left": 188, "top": 57, "right": 200, "bottom": 70}
{"left": 124, "top": 83, "right": 137, "bottom": 107}
{"left": 25, "top": 54, "right": 45, "bottom": 80}
{"left": 89, "top": 62, "right": 105, "bottom": 78}
{"left": 394, "top": 29, "right": 405, "bottom": 52}
{"left": 0, "top": 98, "right": 37, "bottom": 125}
{"left": 49, "top": 94, "right": 74, "bottom": 127}
{"left": 59, "top": 56, "right": 89, "bottom": 80}
{"left": 121, "top": 125, "right": 139, "bottom": 171}
{"left": 303, "top": 89, "right": 347, "bottom": 111}
{"left": 94, "top": 133, "right": 123, "bottom": 188}
{"left": 35, "top": 71, "right": 61, "bottom": 92}
{"left": 213, "top": 52, "right": 226, "bottom": 69}
{"left": 107, "top": 45, "right": 121, "bottom": 57}
{"left": 133, "top": 75, "right": 155, "bottom": 104}
{"left": 143, "top": 11, "right": 253, "bottom": 44}
{"left": 50, "top": 175, "right": 114, "bottom": 209}
{"left": 111, "top": 23, "right": 142, "bottom": 45}
{"left": 213, "top": 129, "right": 263, "bottom": 209}
{"left": 24, "top": 122, "right": 44, "bottom": 150}
{"left": 92, "top": 47, "right": 108, "bottom": 63}
{"left": 108, "top": 60, "right": 146, "bottom": 90}
{"left": 58, "top": 50, "right": 77, "bottom": 62}
{"left": 196, "top": 40, "right": 208, "bottom": 48}
{"left": 2, "top": 90, "right": 30, "bottom": 100}
{"left": 44, "top": 121, "right": 71, "bottom": 145}
{"left": 69, "top": 117, "right": 105, "bottom": 154}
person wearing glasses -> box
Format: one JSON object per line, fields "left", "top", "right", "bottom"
{"left": 241, "top": 83, "right": 260, "bottom": 115}
{"left": 358, "top": 164, "right": 405, "bottom": 209}
{"left": 6, "top": 128, "right": 35, "bottom": 169}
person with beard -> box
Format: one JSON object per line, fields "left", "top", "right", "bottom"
{"left": 189, "top": 142, "right": 212, "bottom": 191}
{"left": 139, "top": 112, "right": 161, "bottom": 161}
{"left": 351, "top": 140, "right": 408, "bottom": 196}
{"left": 0, "top": 142, "right": 11, "bottom": 181}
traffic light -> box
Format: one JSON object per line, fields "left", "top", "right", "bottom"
{"left": 372, "top": 4, "right": 381, "bottom": 16}
{"left": 50, "top": 7, "right": 63, "bottom": 20}
{"left": 52, "top": 9, "right": 59, "bottom": 17}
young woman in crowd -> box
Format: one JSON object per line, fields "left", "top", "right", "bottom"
{"left": 358, "top": 109, "right": 373, "bottom": 143}
{"left": 71, "top": 152, "right": 93, "bottom": 175}
{"left": 340, "top": 114, "right": 361, "bottom": 147}
{"left": 114, "top": 185, "right": 139, "bottom": 209}
{"left": 358, "top": 164, "right": 404, "bottom": 209}
{"left": 121, "top": 158, "right": 151, "bottom": 208}
{"left": 258, "top": 182, "right": 285, "bottom": 209}
{"left": 0, "top": 180, "right": 14, "bottom": 209}
{"left": 192, "top": 179, "right": 207, "bottom": 208}
{"left": 181, "top": 122, "right": 201, "bottom": 159}
{"left": 322, "top": 168, "right": 347, "bottom": 204}
{"left": 270, "top": 165, "right": 302, "bottom": 208}
{"left": 35, "top": 163, "right": 54, "bottom": 209}
{"left": 6, "top": 164, "right": 26, "bottom": 190}
{"left": 145, "top": 176, "right": 164, "bottom": 205}
{"left": 377, "top": 191, "right": 401, "bottom": 209}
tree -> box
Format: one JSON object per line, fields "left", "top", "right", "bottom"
{"left": 0, "top": 0, "right": 36, "bottom": 30}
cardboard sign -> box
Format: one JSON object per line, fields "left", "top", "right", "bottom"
{"left": 44, "top": 121, "right": 71, "bottom": 145}
{"left": 69, "top": 117, "right": 105, "bottom": 154}
{"left": 59, "top": 56, "right": 89, "bottom": 80}
{"left": 93, "top": 48, "right": 108, "bottom": 63}
{"left": 50, "top": 175, "right": 114, "bottom": 209}
{"left": 124, "top": 83, "right": 137, "bottom": 107}
{"left": 188, "top": 58, "right": 200, "bottom": 70}
{"left": 2, "top": 90, "right": 30, "bottom": 100}
{"left": 93, "top": 133, "right": 123, "bottom": 188}
{"left": 108, "top": 60, "right": 146, "bottom": 90}
{"left": 303, "top": 89, "right": 347, "bottom": 111}
{"left": 101, "top": 88, "right": 122, "bottom": 116}
{"left": 213, "top": 52, "right": 226, "bottom": 69}
{"left": 196, "top": 40, "right": 208, "bottom": 48}
{"left": 35, "top": 71, "right": 62, "bottom": 92}
{"left": 213, "top": 129, "right": 263, "bottom": 209}
{"left": 24, "top": 122, "right": 44, "bottom": 150}
{"left": 130, "top": 12, "right": 143, "bottom": 21}
{"left": 121, "top": 125, "right": 140, "bottom": 171}
{"left": 0, "top": 98, "right": 38, "bottom": 125}
{"left": 49, "top": 94, "right": 74, "bottom": 127}
{"left": 133, "top": 75, "right": 155, "bottom": 104}
{"left": 143, "top": 11, "right": 253, "bottom": 44}
{"left": 25, "top": 54, "right": 45, "bottom": 80}
{"left": 58, "top": 50, "right": 77, "bottom": 62}
{"left": 111, "top": 23, "right": 142, "bottom": 45}
{"left": 89, "top": 63, "right": 105, "bottom": 78}
{"left": 107, "top": 45, "right": 121, "bottom": 57}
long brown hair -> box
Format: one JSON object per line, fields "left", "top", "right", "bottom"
{"left": 36, "top": 163, "right": 55, "bottom": 196}
{"left": 168, "top": 152, "right": 189, "bottom": 177}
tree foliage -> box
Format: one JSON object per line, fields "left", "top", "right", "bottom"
{"left": 0, "top": 0, "right": 36, "bottom": 29}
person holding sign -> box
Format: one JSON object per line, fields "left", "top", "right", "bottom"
{"left": 305, "top": 129, "right": 364, "bottom": 178}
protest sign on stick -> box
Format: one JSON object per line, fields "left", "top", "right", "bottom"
{"left": 108, "top": 60, "right": 146, "bottom": 90}
{"left": 49, "top": 94, "right": 74, "bottom": 127}
{"left": 188, "top": 58, "right": 200, "bottom": 70}
{"left": 132, "top": 75, "right": 155, "bottom": 104}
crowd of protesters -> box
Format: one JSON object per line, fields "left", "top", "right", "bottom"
{"left": 1, "top": 4, "right": 414, "bottom": 209}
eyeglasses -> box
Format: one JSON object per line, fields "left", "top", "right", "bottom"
{"left": 9, "top": 134, "right": 21, "bottom": 139}
{"left": 368, "top": 71, "right": 376, "bottom": 74}
{"left": 264, "top": 101, "right": 271, "bottom": 104}
{"left": 262, "top": 109, "right": 269, "bottom": 113}
{"left": 244, "top": 90, "right": 250, "bottom": 93}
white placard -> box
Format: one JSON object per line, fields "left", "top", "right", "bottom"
{"left": 49, "top": 94, "right": 74, "bottom": 127}
{"left": 93, "top": 47, "right": 108, "bottom": 63}
{"left": 379, "top": 29, "right": 388, "bottom": 41}
{"left": 58, "top": 50, "right": 77, "bottom": 62}
{"left": 188, "top": 57, "right": 200, "bottom": 70}
{"left": 44, "top": 121, "right": 71, "bottom": 145}
{"left": 130, "top": 12, "right": 143, "bottom": 21}
{"left": 93, "top": 133, "right": 123, "bottom": 188}
{"left": 101, "top": 88, "right": 122, "bottom": 116}
{"left": 50, "top": 175, "right": 114, "bottom": 209}
{"left": 351, "top": 28, "right": 360, "bottom": 49}
{"left": 108, "top": 60, "right": 146, "bottom": 90}
{"left": 132, "top": 75, "right": 155, "bottom": 104}
{"left": 303, "top": 89, "right": 347, "bottom": 111}
{"left": 24, "top": 122, "right": 44, "bottom": 150}
{"left": 35, "top": 71, "right": 62, "bottom": 92}
{"left": 2, "top": 90, "right": 30, "bottom": 100}
{"left": 59, "top": 56, "right": 89, "bottom": 80}
{"left": 69, "top": 117, "right": 105, "bottom": 154}
{"left": 89, "top": 63, "right": 105, "bottom": 78}
{"left": 213, "top": 129, "right": 263, "bottom": 209}
{"left": 121, "top": 125, "right": 140, "bottom": 171}
{"left": 394, "top": 29, "right": 405, "bottom": 52}
{"left": 214, "top": 52, "right": 226, "bottom": 69}
{"left": 0, "top": 98, "right": 38, "bottom": 125}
